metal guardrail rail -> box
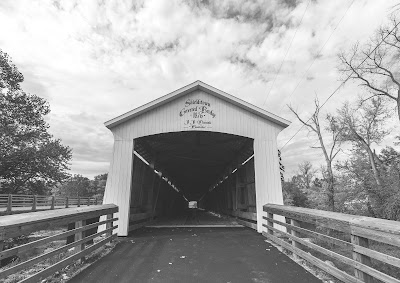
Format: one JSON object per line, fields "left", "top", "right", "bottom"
{"left": 263, "top": 204, "right": 400, "bottom": 283}
{"left": 0, "top": 204, "right": 118, "bottom": 282}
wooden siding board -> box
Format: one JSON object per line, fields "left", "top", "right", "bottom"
{"left": 115, "top": 132, "right": 123, "bottom": 215}
{"left": 103, "top": 139, "right": 134, "bottom": 236}
{"left": 114, "top": 139, "right": 123, "bottom": 233}
{"left": 253, "top": 139, "right": 265, "bottom": 232}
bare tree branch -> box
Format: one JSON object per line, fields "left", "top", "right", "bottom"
{"left": 338, "top": 16, "right": 400, "bottom": 120}
{"left": 287, "top": 104, "right": 317, "bottom": 132}
{"left": 289, "top": 98, "right": 340, "bottom": 211}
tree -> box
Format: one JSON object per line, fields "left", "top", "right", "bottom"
{"left": 288, "top": 99, "right": 342, "bottom": 211}
{"left": 282, "top": 178, "right": 309, "bottom": 207}
{"left": 338, "top": 16, "right": 400, "bottom": 121}
{"left": 0, "top": 50, "right": 72, "bottom": 194}
{"left": 335, "top": 146, "right": 400, "bottom": 220}
{"left": 282, "top": 162, "right": 313, "bottom": 207}
{"left": 51, "top": 173, "right": 108, "bottom": 201}
{"left": 335, "top": 147, "right": 380, "bottom": 217}
{"left": 377, "top": 147, "right": 400, "bottom": 220}
{"left": 335, "top": 98, "right": 390, "bottom": 192}
{"left": 54, "top": 175, "right": 91, "bottom": 198}
{"left": 295, "top": 161, "right": 315, "bottom": 192}
{"left": 0, "top": 50, "right": 23, "bottom": 91}
{"left": 282, "top": 162, "right": 332, "bottom": 209}
{"left": 88, "top": 173, "right": 107, "bottom": 201}
{"left": 334, "top": 97, "right": 392, "bottom": 217}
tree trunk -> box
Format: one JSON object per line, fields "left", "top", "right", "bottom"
{"left": 317, "top": 129, "right": 335, "bottom": 211}
{"left": 363, "top": 144, "right": 386, "bottom": 216}
{"left": 365, "top": 145, "right": 384, "bottom": 189}
{"left": 326, "top": 169, "right": 335, "bottom": 212}
{"left": 397, "top": 90, "right": 400, "bottom": 123}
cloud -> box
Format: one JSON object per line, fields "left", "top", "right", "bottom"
{"left": 19, "top": 64, "right": 52, "bottom": 99}
{"left": 1, "top": 0, "right": 399, "bottom": 178}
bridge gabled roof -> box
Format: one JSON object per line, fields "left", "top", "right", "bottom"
{"left": 104, "top": 80, "right": 290, "bottom": 129}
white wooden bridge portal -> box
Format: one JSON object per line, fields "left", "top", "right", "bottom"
{"left": 103, "top": 81, "right": 290, "bottom": 236}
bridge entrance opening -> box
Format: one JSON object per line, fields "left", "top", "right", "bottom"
{"left": 129, "top": 131, "right": 256, "bottom": 229}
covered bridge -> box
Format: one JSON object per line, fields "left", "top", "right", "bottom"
{"left": 103, "top": 81, "right": 290, "bottom": 236}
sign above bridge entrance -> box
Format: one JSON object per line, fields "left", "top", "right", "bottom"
{"left": 180, "top": 98, "right": 216, "bottom": 130}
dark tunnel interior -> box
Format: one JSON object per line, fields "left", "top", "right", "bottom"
{"left": 129, "top": 131, "right": 256, "bottom": 224}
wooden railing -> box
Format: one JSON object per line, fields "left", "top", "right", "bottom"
{"left": 263, "top": 204, "right": 400, "bottom": 283}
{"left": 0, "top": 204, "right": 118, "bottom": 282}
{"left": 129, "top": 212, "right": 156, "bottom": 231}
{"left": 0, "top": 194, "right": 99, "bottom": 215}
{"left": 230, "top": 210, "right": 257, "bottom": 230}
{"left": 217, "top": 209, "right": 257, "bottom": 229}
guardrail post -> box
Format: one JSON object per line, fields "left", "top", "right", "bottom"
{"left": 351, "top": 234, "right": 373, "bottom": 283}
{"left": 32, "top": 195, "right": 37, "bottom": 211}
{"left": 95, "top": 198, "right": 98, "bottom": 205}
{"left": 66, "top": 197, "right": 69, "bottom": 208}
{"left": 87, "top": 198, "right": 90, "bottom": 206}
{"left": 51, "top": 196, "right": 55, "bottom": 210}
{"left": 290, "top": 219, "right": 301, "bottom": 260}
{"left": 266, "top": 212, "right": 274, "bottom": 235}
{"left": 6, "top": 194, "right": 12, "bottom": 214}
{"left": 74, "top": 219, "right": 86, "bottom": 263}
{"left": 78, "top": 197, "right": 80, "bottom": 207}
{"left": 106, "top": 213, "right": 113, "bottom": 237}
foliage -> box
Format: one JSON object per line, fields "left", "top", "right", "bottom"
{"left": 333, "top": 97, "right": 392, "bottom": 216}
{"left": 53, "top": 173, "right": 107, "bottom": 200}
{"left": 53, "top": 174, "right": 91, "bottom": 197}
{"left": 288, "top": 97, "right": 400, "bottom": 220}
{"left": 282, "top": 178, "right": 309, "bottom": 207}
{"left": 0, "top": 50, "right": 24, "bottom": 91}
{"left": 0, "top": 50, "right": 72, "bottom": 194}
{"left": 294, "top": 161, "right": 316, "bottom": 192}
{"left": 286, "top": 145, "right": 400, "bottom": 221}
{"left": 282, "top": 162, "right": 329, "bottom": 209}
{"left": 379, "top": 147, "right": 400, "bottom": 220}
{"left": 335, "top": 147, "right": 380, "bottom": 216}
{"left": 334, "top": 146, "right": 400, "bottom": 220}
{"left": 89, "top": 173, "right": 107, "bottom": 200}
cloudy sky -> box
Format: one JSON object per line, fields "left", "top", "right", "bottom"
{"left": 1, "top": 0, "right": 399, "bottom": 179}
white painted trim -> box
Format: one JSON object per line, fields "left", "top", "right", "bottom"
{"left": 104, "top": 81, "right": 290, "bottom": 129}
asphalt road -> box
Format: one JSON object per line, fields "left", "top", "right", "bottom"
{"left": 69, "top": 226, "right": 321, "bottom": 283}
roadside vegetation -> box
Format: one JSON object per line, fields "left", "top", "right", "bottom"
{"left": 0, "top": 49, "right": 107, "bottom": 200}
{"left": 281, "top": 14, "right": 400, "bottom": 281}
{"left": 0, "top": 53, "right": 113, "bottom": 281}
{"left": 283, "top": 15, "right": 400, "bottom": 222}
